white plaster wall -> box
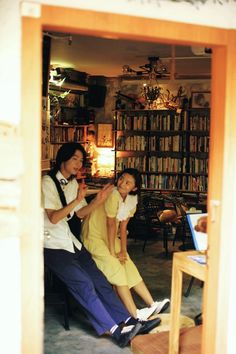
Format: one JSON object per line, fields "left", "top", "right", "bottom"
{"left": 0, "top": 238, "right": 21, "bottom": 354}
{"left": 0, "top": 1, "right": 22, "bottom": 353}
{"left": 0, "top": 0, "right": 21, "bottom": 125}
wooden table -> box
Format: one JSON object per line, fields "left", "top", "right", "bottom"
{"left": 169, "top": 251, "right": 207, "bottom": 354}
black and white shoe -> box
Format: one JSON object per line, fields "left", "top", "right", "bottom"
{"left": 152, "top": 298, "right": 170, "bottom": 314}
{"left": 112, "top": 322, "right": 142, "bottom": 348}
{"left": 137, "top": 298, "right": 170, "bottom": 320}
{"left": 136, "top": 304, "right": 159, "bottom": 320}
{"left": 137, "top": 317, "right": 161, "bottom": 335}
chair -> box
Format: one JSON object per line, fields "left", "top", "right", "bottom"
{"left": 143, "top": 195, "right": 172, "bottom": 256}
{"left": 143, "top": 193, "right": 190, "bottom": 256}
{"left": 44, "top": 266, "right": 70, "bottom": 330}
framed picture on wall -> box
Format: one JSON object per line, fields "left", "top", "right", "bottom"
{"left": 191, "top": 91, "right": 211, "bottom": 108}
{"left": 96, "top": 123, "right": 113, "bottom": 147}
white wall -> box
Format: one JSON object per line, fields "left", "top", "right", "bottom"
{"left": 0, "top": 0, "right": 21, "bottom": 124}
{"left": 0, "top": 1, "right": 22, "bottom": 354}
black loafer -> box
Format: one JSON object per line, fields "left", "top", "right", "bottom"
{"left": 115, "top": 322, "right": 142, "bottom": 348}
{"left": 137, "top": 317, "right": 161, "bottom": 335}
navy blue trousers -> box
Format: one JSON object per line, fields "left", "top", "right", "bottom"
{"left": 44, "top": 245, "right": 130, "bottom": 335}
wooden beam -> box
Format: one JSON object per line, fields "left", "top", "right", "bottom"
{"left": 21, "top": 15, "right": 43, "bottom": 354}
{"left": 41, "top": 5, "right": 228, "bottom": 47}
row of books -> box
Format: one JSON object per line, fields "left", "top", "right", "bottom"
{"left": 116, "top": 155, "right": 208, "bottom": 175}
{"left": 149, "top": 135, "right": 182, "bottom": 152}
{"left": 116, "top": 111, "right": 209, "bottom": 132}
{"left": 140, "top": 174, "right": 207, "bottom": 191}
{"left": 116, "top": 113, "right": 148, "bottom": 131}
{"left": 117, "top": 112, "right": 182, "bottom": 131}
{"left": 116, "top": 156, "right": 147, "bottom": 172}
{"left": 182, "top": 111, "right": 210, "bottom": 131}
{"left": 189, "top": 136, "right": 209, "bottom": 153}
{"left": 116, "top": 135, "right": 146, "bottom": 151}
{"left": 149, "top": 113, "right": 182, "bottom": 131}
{"left": 42, "top": 108, "right": 50, "bottom": 160}
{"left": 147, "top": 156, "right": 208, "bottom": 174}
{"left": 142, "top": 174, "right": 182, "bottom": 190}
{"left": 188, "top": 114, "right": 210, "bottom": 131}
{"left": 41, "top": 143, "right": 50, "bottom": 161}
{"left": 182, "top": 175, "right": 208, "bottom": 192}
{"left": 189, "top": 157, "right": 208, "bottom": 173}
{"left": 50, "top": 126, "right": 86, "bottom": 143}
{"left": 116, "top": 135, "right": 182, "bottom": 152}
{"left": 148, "top": 157, "right": 182, "bottom": 172}
{"left": 117, "top": 134, "right": 209, "bottom": 153}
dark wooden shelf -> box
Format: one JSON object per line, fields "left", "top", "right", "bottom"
{"left": 114, "top": 108, "right": 209, "bottom": 194}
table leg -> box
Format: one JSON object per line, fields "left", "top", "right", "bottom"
{"left": 169, "top": 258, "right": 183, "bottom": 354}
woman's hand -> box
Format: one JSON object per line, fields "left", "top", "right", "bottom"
{"left": 116, "top": 251, "right": 128, "bottom": 264}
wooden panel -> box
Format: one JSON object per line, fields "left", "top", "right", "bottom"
{"left": 41, "top": 5, "right": 228, "bottom": 46}
{"left": 21, "top": 16, "right": 43, "bottom": 354}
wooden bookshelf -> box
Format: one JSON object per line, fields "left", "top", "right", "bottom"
{"left": 114, "top": 108, "right": 210, "bottom": 193}
{"left": 41, "top": 97, "right": 51, "bottom": 171}
{"left": 49, "top": 124, "right": 89, "bottom": 161}
{"left": 41, "top": 86, "right": 90, "bottom": 171}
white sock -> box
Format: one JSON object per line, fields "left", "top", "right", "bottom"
{"left": 110, "top": 324, "right": 119, "bottom": 334}
{"left": 124, "top": 316, "right": 131, "bottom": 323}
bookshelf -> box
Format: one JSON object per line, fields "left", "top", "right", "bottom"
{"left": 41, "top": 83, "right": 90, "bottom": 171}
{"left": 50, "top": 124, "right": 89, "bottom": 161}
{"left": 41, "top": 97, "right": 51, "bottom": 172}
{"left": 114, "top": 108, "right": 210, "bottom": 193}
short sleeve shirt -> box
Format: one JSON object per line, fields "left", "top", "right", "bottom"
{"left": 104, "top": 188, "right": 137, "bottom": 221}
{"left": 42, "top": 172, "right": 87, "bottom": 252}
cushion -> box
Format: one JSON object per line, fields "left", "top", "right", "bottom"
{"left": 149, "top": 313, "right": 195, "bottom": 333}
{"left": 131, "top": 325, "right": 202, "bottom": 354}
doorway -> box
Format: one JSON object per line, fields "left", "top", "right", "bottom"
{"left": 21, "top": 6, "right": 236, "bottom": 354}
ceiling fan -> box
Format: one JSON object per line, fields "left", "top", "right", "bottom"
{"left": 120, "top": 56, "right": 170, "bottom": 80}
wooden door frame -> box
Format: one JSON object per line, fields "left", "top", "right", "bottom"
{"left": 21, "top": 5, "right": 236, "bottom": 354}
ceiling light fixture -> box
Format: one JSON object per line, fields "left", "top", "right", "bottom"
{"left": 122, "top": 56, "right": 169, "bottom": 79}
{"left": 143, "top": 83, "right": 161, "bottom": 105}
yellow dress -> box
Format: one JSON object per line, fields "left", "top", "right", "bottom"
{"left": 82, "top": 188, "right": 142, "bottom": 288}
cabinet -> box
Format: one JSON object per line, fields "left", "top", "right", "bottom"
{"left": 114, "top": 108, "right": 210, "bottom": 193}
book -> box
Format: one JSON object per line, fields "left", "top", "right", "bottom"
{"left": 188, "top": 254, "right": 206, "bottom": 265}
